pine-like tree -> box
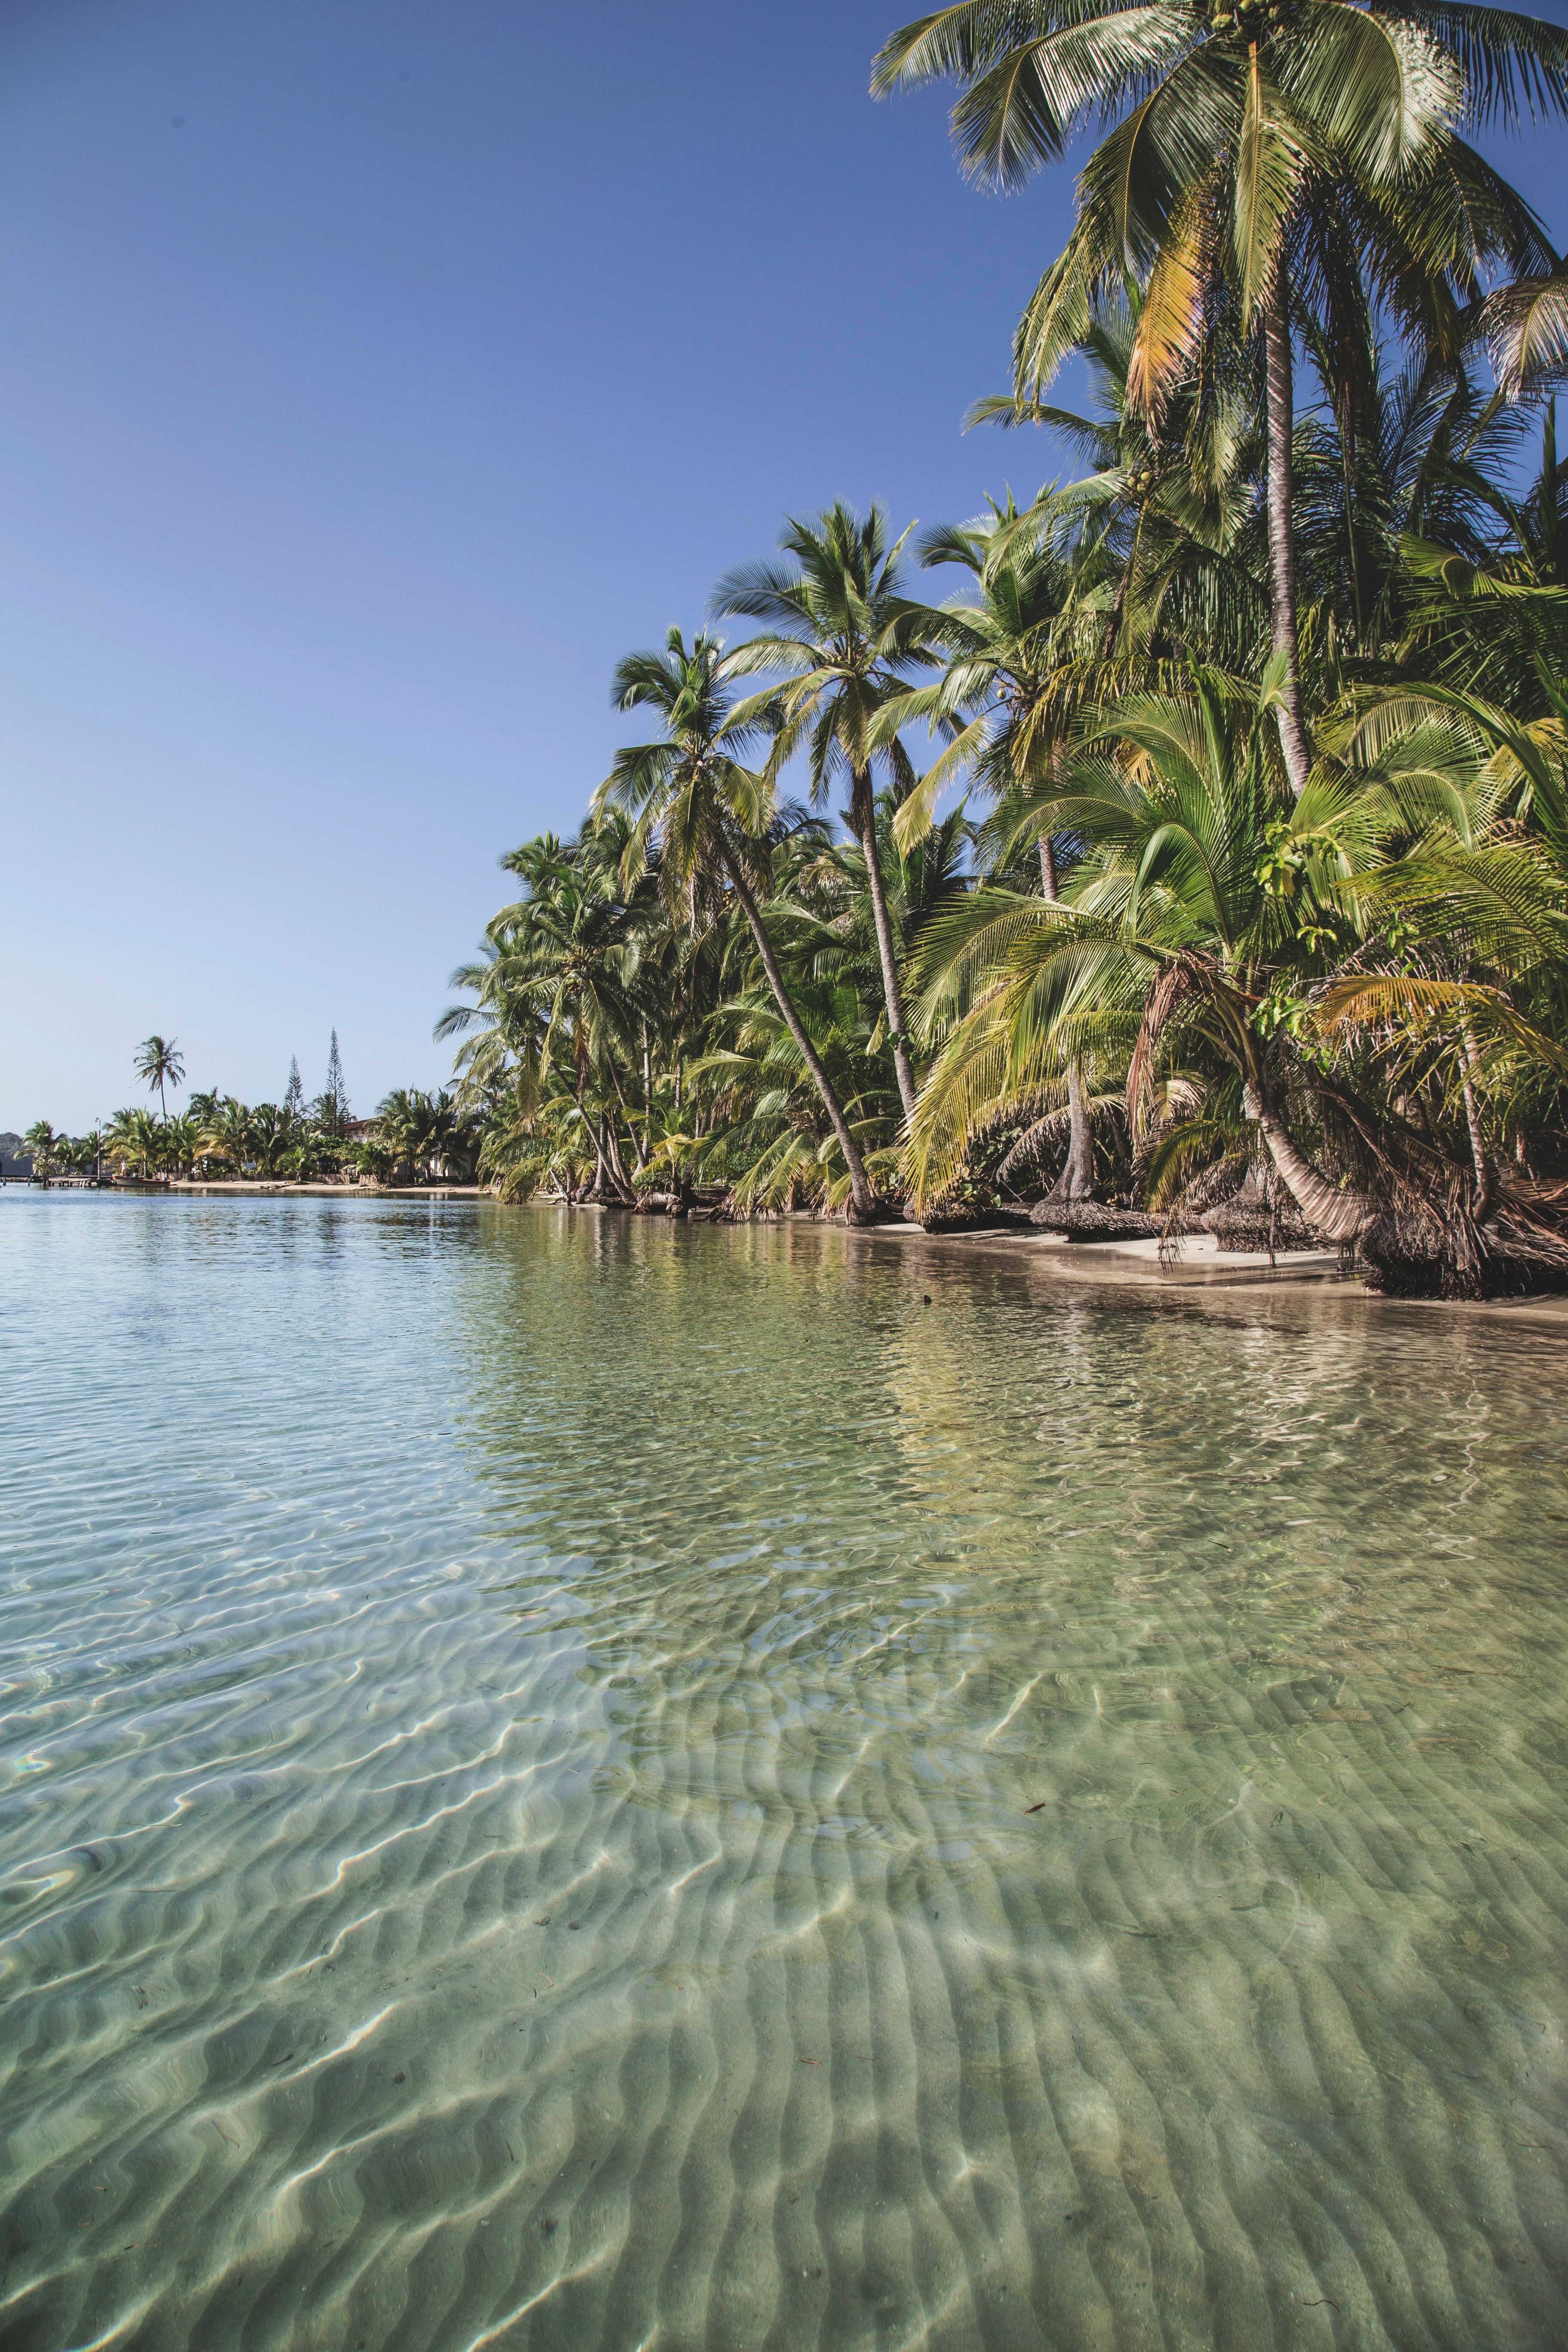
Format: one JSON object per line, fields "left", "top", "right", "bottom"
{"left": 325, "top": 1030, "right": 348, "bottom": 1133}
{"left": 284, "top": 1056, "right": 304, "bottom": 1121}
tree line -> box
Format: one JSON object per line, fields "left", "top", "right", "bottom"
{"left": 19, "top": 1032, "right": 481, "bottom": 1188}
{"left": 438, "top": 2, "right": 1568, "bottom": 1297}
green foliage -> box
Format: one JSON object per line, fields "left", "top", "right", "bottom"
{"left": 31, "top": 15, "right": 1568, "bottom": 1296}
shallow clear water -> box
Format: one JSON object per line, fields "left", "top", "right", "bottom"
{"left": 3, "top": 1195, "right": 1567, "bottom": 2352}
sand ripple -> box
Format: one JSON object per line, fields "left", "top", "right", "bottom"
{"left": 1, "top": 1196, "right": 1565, "bottom": 2349}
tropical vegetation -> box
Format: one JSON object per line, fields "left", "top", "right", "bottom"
{"left": 16, "top": 12, "right": 1568, "bottom": 1296}
{"left": 15, "top": 1032, "right": 480, "bottom": 1190}
{"left": 432, "top": 3, "right": 1568, "bottom": 1297}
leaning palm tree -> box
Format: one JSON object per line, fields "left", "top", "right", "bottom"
{"left": 906, "top": 663, "right": 1354, "bottom": 1210}
{"left": 594, "top": 625, "right": 880, "bottom": 1219}
{"left": 134, "top": 1034, "right": 185, "bottom": 1122}
{"left": 913, "top": 658, "right": 1568, "bottom": 1286}
{"left": 873, "top": 0, "right": 1564, "bottom": 794}
{"left": 714, "top": 501, "right": 942, "bottom": 1119}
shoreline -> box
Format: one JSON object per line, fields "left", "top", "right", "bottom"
{"left": 849, "top": 1217, "right": 1568, "bottom": 1332}
{"left": 18, "top": 1182, "right": 1568, "bottom": 1327}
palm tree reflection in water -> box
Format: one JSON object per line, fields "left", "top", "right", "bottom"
{"left": 443, "top": 1209, "right": 1568, "bottom": 2350}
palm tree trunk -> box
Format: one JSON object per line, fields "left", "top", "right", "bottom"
{"left": 600, "top": 1107, "right": 625, "bottom": 1194}
{"left": 1461, "top": 1029, "right": 1492, "bottom": 1222}
{"left": 603, "top": 1049, "right": 643, "bottom": 1178}
{"left": 642, "top": 1021, "right": 653, "bottom": 1160}
{"left": 855, "top": 779, "right": 918, "bottom": 1120}
{"left": 1243, "top": 1081, "right": 1374, "bottom": 1243}
{"left": 1263, "top": 274, "right": 1314, "bottom": 798}
{"left": 594, "top": 1111, "right": 617, "bottom": 1197}
{"left": 1066, "top": 1062, "right": 1094, "bottom": 1196}
{"left": 721, "top": 845, "right": 876, "bottom": 1219}
{"left": 1098, "top": 493, "right": 1148, "bottom": 665}
{"left": 584, "top": 1094, "right": 608, "bottom": 1196}
{"left": 1038, "top": 828, "right": 1093, "bottom": 1199}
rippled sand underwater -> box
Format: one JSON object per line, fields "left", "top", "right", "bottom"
{"left": 3, "top": 1194, "right": 1566, "bottom": 2352}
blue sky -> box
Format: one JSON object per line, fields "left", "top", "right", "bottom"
{"left": 4, "top": 0, "right": 1563, "bottom": 1132}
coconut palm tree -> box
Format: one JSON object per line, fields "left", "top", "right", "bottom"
{"left": 68, "top": 1127, "right": 104, "bottom": 1180}
{"left": 907, "top": 666, "right": 1344, "bottom": 1221}
{"left": 248, "top": 1103, "right": 296, "bottom": 1178}
{"left": 160, "top": 1113, "right": 202, "bottom": 1179}
{"left": 1321, "top": 672, "right": 1568, "bottom": 1140}
{"left": 1288, "top": 327, "right": 1537, "bottom": 668}
{"left": 108, "top": 1106, "right": 165, "bottom": 1179}
{"left": 966, "top": 288, "right": 1274, "bottom": 683}
{"left": 594, "top": 625, "right": 880, "bottom": 1218}
{"left": 872, "top": 0, "right": 1564, "bottom": 794}
{"left": 198, "top": 1097, "right": 255, "bottom": 1177}
{"left": 909, "top": 656, "right": 1568, "bottom": 1285}
{"left": 882, "top": 495, "right": 1112, "bottom": 1194}
{"left": 373, "top": 1088, "right": 477, "bottom": 1182}
{"left": 134, "top": 1035, "right": 185, "bottom": 1121}
{"left": 475, "top": 831, "right": 648, "bottom": 1198}
{"left": 1391, "top": 395, "right": 1568, "bottom": 705}
{"left": 714, "top": 502, "right": 943, "bottom": 1120}
{"left": 21, "top": 1120, "right": 59, "bottom": 1180}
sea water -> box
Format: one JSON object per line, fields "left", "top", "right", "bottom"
{"left": 2, "top": 1195, "right": 1565, "bottom": 2350}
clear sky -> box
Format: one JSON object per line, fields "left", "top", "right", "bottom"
{"left": 4, "top": 0, "right": 1563, "bottom": 1133}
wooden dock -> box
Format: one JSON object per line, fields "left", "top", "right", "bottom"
{"left": 0, "top": 1174, "right": 110, "bottom": 1188}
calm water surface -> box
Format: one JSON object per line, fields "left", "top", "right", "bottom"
{"left": 3, "top": 1195, "right": 1566, "bottom": 2352}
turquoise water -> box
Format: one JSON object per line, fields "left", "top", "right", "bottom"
{"left": 2, "top": 1194, "right": 1566, "bottom": 2352}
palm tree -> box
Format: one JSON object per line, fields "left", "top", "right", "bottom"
{"left": 70, "top": 1127, "right": 104, "bottom": 1181}
{"left": 441, "top": 823, "right": 698, "bottom": 1202}
{"left": 965, "top": 290, "right": 1274, "bottom": 683}
{"left": 105, "top": 1107, "right": 138, "bottom": 1176}
{"left": 885, "top": 496, "right": 1110, "bottom": 1195}
{"left": 594, "top": 625, "right": 880, "bottom": 1219}
{"left": 161, "top": 1112, "right": 202, "bottom": 1179}
{"left": 872, "top": 0, "right": 1564, "bottom": 794}
{"left": 906, "top": 664, "right": 1350, "bottom": 1206}
{"left": 198, "top": 1097, "right": 255, "bottom": 1177}
{"left": 714, "top": 502, "right": 942, "bottom": 1120}
{"left": 908, "top": 657, "right": 1568, "bottom": 1286}
{"left": 374, "top": 1088, "right": 476, "bottom": 1182}
{"left": 248, "top": 1103, "right": 296, "bottom": 1178}
{"left": 1390, "top": 395, "right": 1568, "bottom": 707}
{"left": 467, "top": 830, "right": 648, "bottom": 1199}
{"left": 374, "top": 1089, "right": 422, "bottom": 1181}
{"left": 21, "top": 1120, "right": 58, "bottom": 1180}
{"left": 111, "top": 1107, "right": 165, "bottom": 1179}
{"left": 1320, "top": 674, "right": 1568, "bottom": 1160}
{"left": 1289, "top": 326, "right": 1536, "bottom": 667}
{"left": 134, "top": 1035, "right": 185, "bottom": 1122}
